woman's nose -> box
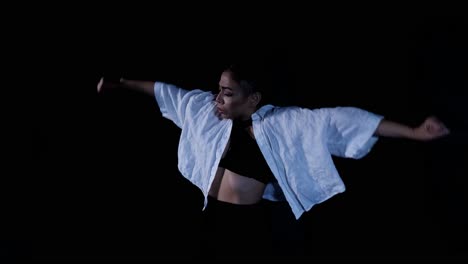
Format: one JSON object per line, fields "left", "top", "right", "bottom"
{"left": 215, "top": 93, "right": 223, "bottom": 104}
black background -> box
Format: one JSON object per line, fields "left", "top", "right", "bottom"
{"left": 24, "top": 8, "right": 468, "bottom": 261}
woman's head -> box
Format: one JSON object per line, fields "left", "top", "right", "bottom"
{"left": 215, "top": 62, "right": 269, "bottom": 120}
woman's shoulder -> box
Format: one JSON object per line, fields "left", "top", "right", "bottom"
{"left": 261, "top": 105, "right": 329, "bottom": 127}
{"left": 265, "top": 105, "right": 323, "bottom": 118}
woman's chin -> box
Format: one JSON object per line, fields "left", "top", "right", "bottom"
{"left": 215, "top": 110, "right": 229, "bottom": 120}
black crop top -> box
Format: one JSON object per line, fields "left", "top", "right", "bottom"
{"left": 218, "top": 118, "right": 276, "bottom": 184}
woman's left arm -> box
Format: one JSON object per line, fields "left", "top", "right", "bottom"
{"left": 374, "top": 116, "right": 450, "bottom": 141}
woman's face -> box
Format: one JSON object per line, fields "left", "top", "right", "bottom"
{"left": 215, "top": 70, "right": 254, "bottom": 120}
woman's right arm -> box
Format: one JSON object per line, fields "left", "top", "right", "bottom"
{"left": 98, "top": 77, "right": 208, "bottom": 128}
{"left": 97, "top": 77, "right": 155, "bottom": 97}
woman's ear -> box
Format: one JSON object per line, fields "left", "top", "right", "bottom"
{"left": 249, "top": 92, "right": 262, "bottom": 107}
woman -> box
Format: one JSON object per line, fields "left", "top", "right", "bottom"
{"left": 97, "top": 63, "right": 450, "bottom": 259}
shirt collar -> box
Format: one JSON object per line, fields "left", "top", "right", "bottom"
{"left": 251, "top": 104, "right": 275, "bottom": 121}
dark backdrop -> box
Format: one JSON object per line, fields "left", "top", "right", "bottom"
{"left": 25, "top": 11, "right": 467, "bottom": 261}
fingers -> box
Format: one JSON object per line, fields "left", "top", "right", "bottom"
{"left": 419, "top": 116, "right": 451, "bottom": 140}
{"left": 429, "top": 123, "right": 450, "bottom": 139}
{"left": 439, "top": 125, "right": 451, "bottom": 136}
{"left": 97, "top": 77, "right": 104, "bottom": 93}
{"left": 431, "top": 120, "right": 450, "bottom": 135}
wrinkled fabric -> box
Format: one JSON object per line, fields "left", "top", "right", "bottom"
{"left": 154, "top": 82, "right": 384, "bottom": 219}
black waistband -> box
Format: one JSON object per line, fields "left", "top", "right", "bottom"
{"left": 207, "top": 195, "right": 266, "bottom": 210}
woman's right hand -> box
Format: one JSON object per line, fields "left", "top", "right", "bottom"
{"left": 97, "top": 77, "right": 155, "bottom": 97}
{"left": 97, "top": 77, "right": 123, "bottom": 93}
{"left": 97, "top": 77, "right": 105, "bottom": 93}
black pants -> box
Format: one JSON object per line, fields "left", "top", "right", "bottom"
{"left": 199, "top": 196, "right": 273, "bottom": 260}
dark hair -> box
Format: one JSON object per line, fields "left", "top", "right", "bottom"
{"left": 224, "top": 61, "right": 272, "bottom": 108}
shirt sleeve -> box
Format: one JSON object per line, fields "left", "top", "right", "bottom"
{"left": 323, "top": 107, "right": 384, "bottom": 159}
{"left": 153, "top": 82, "right": 209, "bottom": 128}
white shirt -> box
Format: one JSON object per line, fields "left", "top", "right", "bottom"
{"left": 154, "top": 82, "right": 384, "bottom": 219}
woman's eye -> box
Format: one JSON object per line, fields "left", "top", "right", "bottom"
{"left": 217, "top": 87, "right": 233, "bottom": 97}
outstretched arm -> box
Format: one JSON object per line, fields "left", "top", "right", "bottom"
{"left": 97, "top": 77, "right": 155, "bottom": 96}
{"left": 374, "top": 116, "right": 450, "bottom": 141}
{"left": 97, "top": 77, "right": 208, "bottom": 128}
{"left": 323, "top": 107, "right": 451, "bottom": 159}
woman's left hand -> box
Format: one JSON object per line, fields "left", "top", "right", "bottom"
{"left": 412, "top": 116, "right": 451, "bottom": 141}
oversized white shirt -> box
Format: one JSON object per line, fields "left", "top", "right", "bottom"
{"left": 154, "top": 82, "right": 384, "bottom": 219}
